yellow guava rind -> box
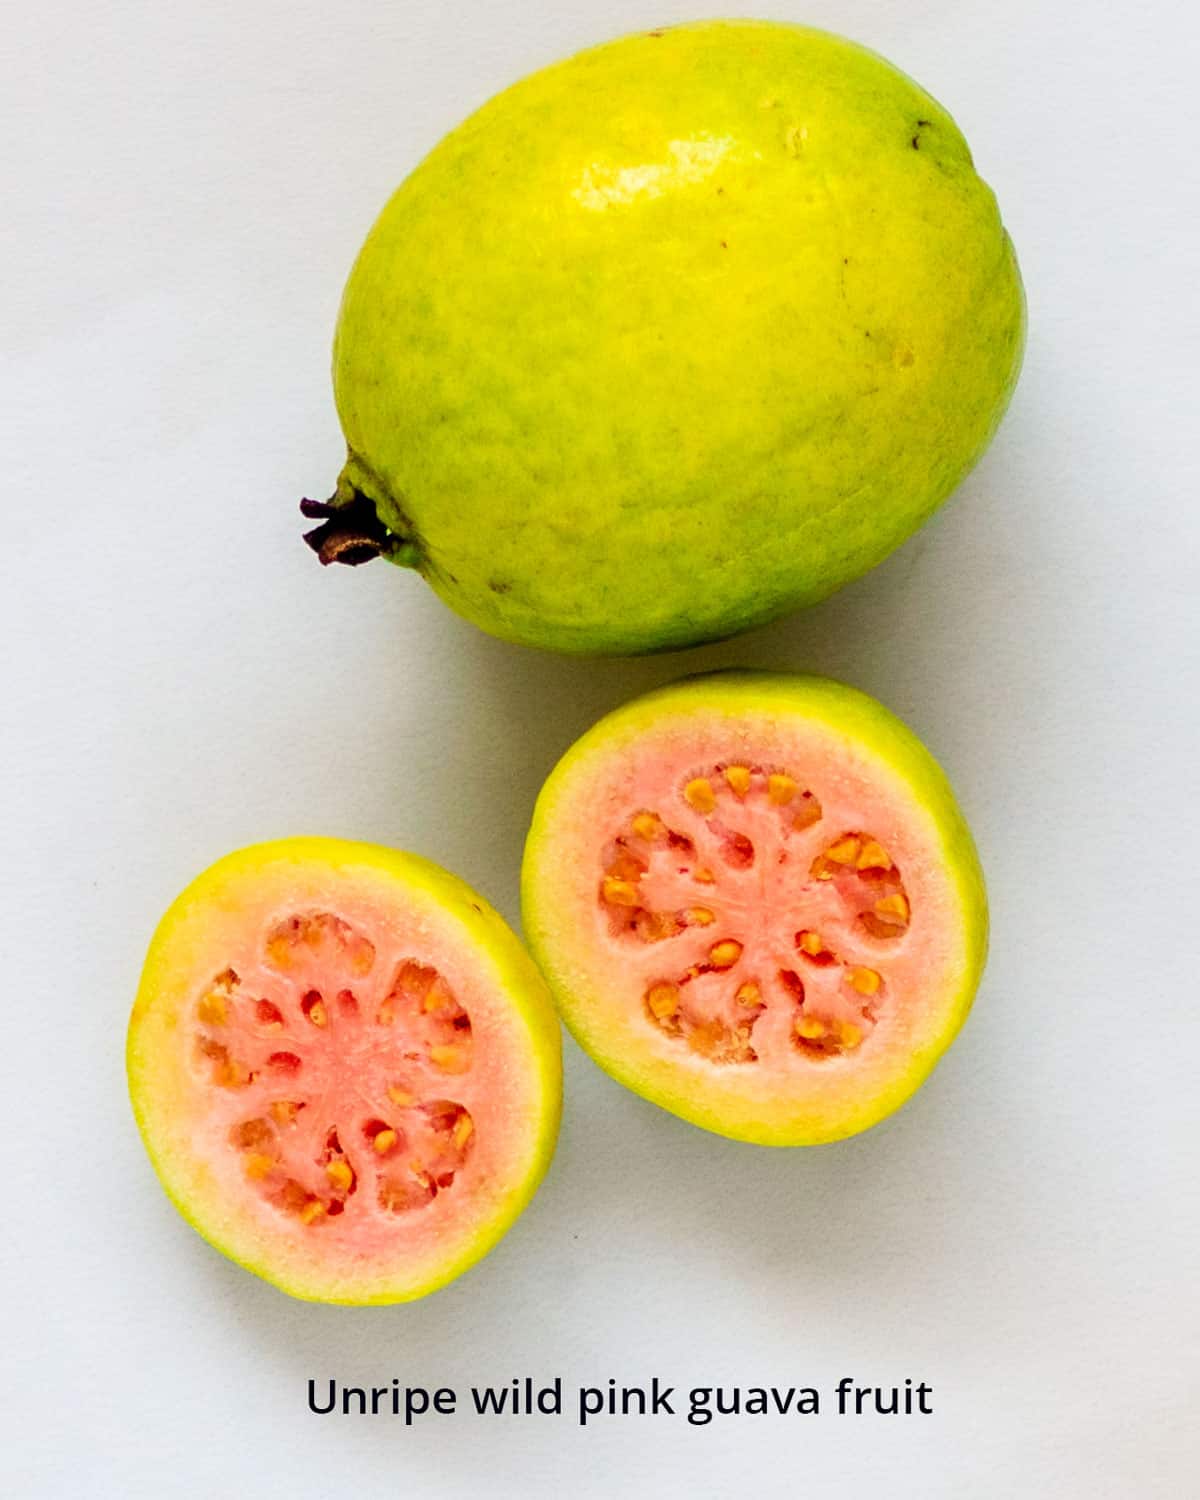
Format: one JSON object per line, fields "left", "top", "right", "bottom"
{"left": 330, "top": 19, "right": 1025, "bottom": 655}
{"left": 127, "top": 838, "right": 562, "bottom": 1304}
{"left": 521, "top": 672, "right": 987, "bottom": 1145}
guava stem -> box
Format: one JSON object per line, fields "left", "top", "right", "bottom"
{"left": 299, "top": 491, "right": 418, "bottom": 568}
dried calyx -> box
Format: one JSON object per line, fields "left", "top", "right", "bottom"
{"left": 299, "top": 479, "right": 421, "bottom": 569}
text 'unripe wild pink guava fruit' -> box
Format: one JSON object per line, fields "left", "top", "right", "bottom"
{"left": 522, "top": 673, "right": 987, "bottom": 1144}
{"left": 128, "top": 840, "right": 561, "bottom": 1303}
{"left": 302, "top": 19, "right": 1025, "bottom": 654}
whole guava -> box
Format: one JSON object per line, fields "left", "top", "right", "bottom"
{"left": 304, "top": 20, "right": 1025, "bottom": 654}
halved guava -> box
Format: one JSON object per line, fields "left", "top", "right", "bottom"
{"left": 128, "top": 839, "right": 561, "bottom": 1303}
{"left": 521, "top": 673, "right": 986, "bottom": 1145}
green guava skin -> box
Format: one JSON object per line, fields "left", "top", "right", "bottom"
{"left": 329, "top": 20, "right": 1026, "bottom": 654}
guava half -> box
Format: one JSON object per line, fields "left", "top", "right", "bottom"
{"left": 303, "top": 19, "right": 1025, "bottom": 654}
{"left": 521, "top": 673, "right": 986, "bottom": 1144}
{"left": 128, "top": 839, "right": 561, "bottom": 1303}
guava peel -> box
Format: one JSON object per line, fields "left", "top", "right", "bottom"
{"left": 309, "top": 19, "right": 1025, "bottom": 654}
{"left": 521, "top": 673, "right": 987, "bottom": 1145}
{"left": 128, "top": 838, "right": 561, "bottom": 1303}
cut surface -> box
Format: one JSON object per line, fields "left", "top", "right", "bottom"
{"left": 522, "top": 673, "right": 987, "bottom": 1145}
{"left": 129, "top": 840, "right": 561, "bottom": 1303}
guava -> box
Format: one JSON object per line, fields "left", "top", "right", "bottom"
{"left": 521, "top": 672, "right": 986, "bottom": 1144}
{"left": 302, "top": 19, "right": 1025, "bottom": 655}
{"left": 127, "top": 839, "right": 561, "bottom": 1303}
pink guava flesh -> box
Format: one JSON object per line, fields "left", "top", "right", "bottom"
{"left": 181, "top": 898, "right": 531, "bottom": 1263}
{"left": 599, "top": 755, "right": 929, "bottom": 1065}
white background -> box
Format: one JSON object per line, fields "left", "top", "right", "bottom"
{"left": 3, "top": 1, "right": 1197, "bottom": 1495}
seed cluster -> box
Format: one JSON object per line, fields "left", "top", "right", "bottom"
{"left": 191, "top": 912, "right": 477, "bottom": 1227}
{"left": 597, "top": 764, "right": 913, "bottom": 1064}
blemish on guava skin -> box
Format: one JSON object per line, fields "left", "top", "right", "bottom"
{"left": 488, "top": 578, "right": 512, "bottom": 595}
{"left": 911, "top": 120, "right": 931, "bottom": 150}
{"left": 785, "top": 124, "right": 808, "bottom": 157}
